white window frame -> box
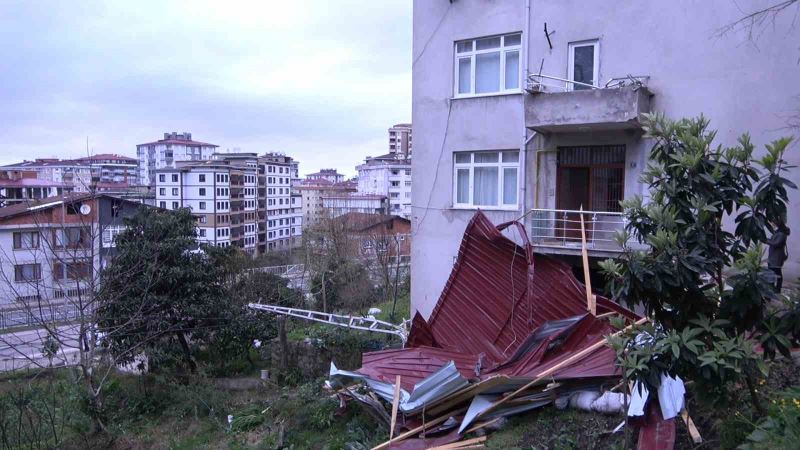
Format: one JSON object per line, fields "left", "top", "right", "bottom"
{"left": 567, "top": 39, "right": 599, "bottom": 91}
{"left": 452, "top": 150, "right": 520, "bottom": 210}
{"left": 454, "top": 33, "right": 522, "bottom": 98}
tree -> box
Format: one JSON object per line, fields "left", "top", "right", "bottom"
{"left": 96, "top": 207, "right": 230, "bottom": 373}
{"left": 600, "top": 113, "right": 795, "bottom": 411}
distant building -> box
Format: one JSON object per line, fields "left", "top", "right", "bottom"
{"left": 0, "top": 169, "right": 74, "bottom": 207}
{"left": 0, "top": 193, "right": 146, "bottom": 328}
{"left": 305, "top": 169, "right": 345, "bottom": 184}
{"left": 388, "top": 123, "right": 412, "bottom": 159}
{"left": 356, "top": 155, "right": 412, "bottom": 218}
{"left": 2, "top": 154, "right": 137, "bottom": 192}
{"left": 136, "top": 132, "right": 218, "bottom": 186}
{"left": 296, "top": 180, "right": 356, "bottom": 228}
{"left": 155, "top": 159, "right": 258, "bottom": 252}
{"left": 331, "top": 212, "right": 411, "bottom": 259}
{"left": 260, "top": 153, "right": 303, "bottom": 251}
{"left": 322, "top": 193, "right": 389, "bottom": 217}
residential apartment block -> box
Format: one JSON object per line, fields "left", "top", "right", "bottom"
{"left": 388, "top": 123, "right": 412, "bottom": 159}
{"left": 0, "top": 193, "right": 144, "bottom": 328}
{"left": 305, "top": 169, "right": 345, "bottom": 184}
{"left": 0, "top": 170, "right": 74, "bottom": 208}
{"left": 137, "top": 132, "right": 218, "bottom": 186}
{"left": 322, "top": 193, "right": 389, "bottom": 217}
{"left": 2, "top": 154, "right": 138, "bottom": 194}
{"left": 154, "top": 152, "right": 303, "bottom": 254}
{"left": 297, "top": 180, "right": 357, "bottom": 228}
{"left": 356, "top": 154, "right": 412, "bottom": 218}
{"left": 411, "top": 0, "right": 800, "bottom": 318}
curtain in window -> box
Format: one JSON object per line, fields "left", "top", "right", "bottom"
{"left": 503, "top": 168, "right": 518, "bottom": 205}
{"left": 475, "top": 52, "right": 500, "bottom": 93}
{"left": 473, "top": 167, "right": 498, "bottom": 205}
{"left": 456, "top": 169, "right": 470, "bottom": 203}
{"left": 458, "top": 58, "right": 471, "bottom": 94}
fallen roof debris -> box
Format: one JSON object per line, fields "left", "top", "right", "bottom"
{"left": 328, "top": 211, "right": 646, "bottom": 449}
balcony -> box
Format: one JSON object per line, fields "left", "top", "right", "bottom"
{"left": 524, "top": 75, "right": 651, "bottom": 133}
{"left": 529, "top": 208, "right": 627, "bottom": 257}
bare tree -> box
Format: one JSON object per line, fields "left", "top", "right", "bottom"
{"left": 715, "top": 0, "right": 799, "bottom": 40}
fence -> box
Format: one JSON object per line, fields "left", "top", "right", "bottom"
{"left": 529, "top": 208, "right": 627, "bottom": 251}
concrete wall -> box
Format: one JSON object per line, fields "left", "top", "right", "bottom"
{"left": 412, "top": 0, "right": 800, "bottom": 318}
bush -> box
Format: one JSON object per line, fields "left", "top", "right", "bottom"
{"left": 740, "top": 386, "right": 800, "bottom": 449}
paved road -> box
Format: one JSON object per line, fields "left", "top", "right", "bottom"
{"left": 0, "top": 325, "right": 81, "bottom": 371}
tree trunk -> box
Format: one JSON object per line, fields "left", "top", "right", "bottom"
{"left": 277, "top": 317, "right": 288, "bottom": 383}
{"left": 321, "top": 271, "right": 327, "bottom": 313}
{"left": 176, "top": 331, "right": 197, "bottom": 373}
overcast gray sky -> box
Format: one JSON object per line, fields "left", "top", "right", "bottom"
{"left": 0, "top": 1, "right": 411, "bottom": 177}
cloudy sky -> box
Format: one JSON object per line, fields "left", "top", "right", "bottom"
{"left": 0, "top": 1, "right": 411, "bottom": 177}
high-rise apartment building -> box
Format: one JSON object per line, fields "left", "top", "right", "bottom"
{"left": 388, "top": 123, "right": 412, "bottom": 159}
{"left": 356, "top": 154, "right": 412, "bottom": 218}
{"left": 137, "top": 132, "right": 218, "bottom": 186}
{"left": 296, "top": 180, "right": 357, "bottom": 228}
{"left": 154, "top": 152, "right": 303, "bottom": 254}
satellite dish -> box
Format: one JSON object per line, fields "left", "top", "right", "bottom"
{"left": 79, "top": 204, "right": 91, "bottom": 215}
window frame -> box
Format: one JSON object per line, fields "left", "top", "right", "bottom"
{"left": 454, "top": 33, "right": 522, "bottom": 98}
{"left": 452, "top": 150, "right": 520, "bottom": 210}
{"left": 567, "top": 39, "right": 600, "bottom": 91}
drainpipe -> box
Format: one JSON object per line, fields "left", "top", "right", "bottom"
{"left": 520, "top": 0, "right": 532, "bottom": 223}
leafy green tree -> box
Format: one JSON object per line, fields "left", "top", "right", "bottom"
{"left": 600, "top": 113, "right": 795, "bottom": 412}
{"left": 96, "top": 207, "right": 231, "bottom": 373}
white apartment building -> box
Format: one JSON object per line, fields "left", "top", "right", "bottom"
{"left": 263, "top": 153, "right": 303, "bottom": 250}
{"left": 411, "top": 0, "right": 800, "bottom": 318}
{"left": 322, "top": 194, "right": 389, "bottom": 217}
{"left": 297, "top": 180, "right": 357, "bottom": 228}
{"left": 155, "top": 160, "right": 258, "bottom": 252}
{"left": 388, "top": 123, "right": 413, "bottom": 158}
{"left": 305, "top": 169, "right": 345, "bottom": 184}
{"left": 137, "top": 132, "right": 218, "bottom": 186}
{"left": 357, "top": 155, "right": 412, "bottom": 218}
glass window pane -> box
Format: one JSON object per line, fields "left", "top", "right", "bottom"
{"left": 502, "top": 151, "right": 519, "bottom": 163}
{"left": 456, "top": 169, "right": 470, "bottom": 203}
{"left": 455, "top": 153, "right": 471, "bottom": 164}
{"left": 504, "top": 34, "right": 521, "bottom": 46}
{"left": 456, "top": 40, "right": 473, "bottom": 53}
{"left": 474, "top": 152, "right": 499, "bottom": 163}
{"left": 476, "top": 37, "right": 501, "bottom": 50}
{"left": 473, "top": 167, "right": 499, "bottom": 206}
{"left": 505, "top": 50, "right": 519, "bottom": 90}
{"left": 503, "top": 168, "right": 518, "bottom": 204}
{"left": 475, "top": 52, "right": 500, "bottom": 93}
{"left": 573, "top": 44, "right": 595, "bottom": 90}
{"left": 458, "top": 57, "right": 471, "bottom": 94}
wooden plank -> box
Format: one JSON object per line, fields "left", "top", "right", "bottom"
{"left": 473, "top": 317, "right": 648, "bottom": 422}
{"left": 579, "top": 206, "right": 596, "bottom": 316}
{"left": 389, "top": 375, "right": 401, "bottom": 439}
{"left": 681, "top": 410, "right": 702, "bottom": 444}
{"left": 428, "top": 436, "right": 488, "bottom": 450}
{"left": 371, "top": 407, "right": 468, "bottom": 450}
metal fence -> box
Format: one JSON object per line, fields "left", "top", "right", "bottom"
{"left": 529, "top": 208, "right": 627, "bottom": 251}
{"left": 0, "top": 304, "right": 81, "bottom": 330}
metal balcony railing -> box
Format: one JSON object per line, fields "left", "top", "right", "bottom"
{"left": 526, "top": 73, "right": 650, "bottom": 93}
{"left": 529, "top": 208, "right": 627, "bottom": 252}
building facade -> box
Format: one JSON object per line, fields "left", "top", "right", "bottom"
{"left": 261, "top": 153, "right": 303, "bottom": 250}
{"left": 0, "top": 170, "right": 74, "bottom": 207}
{"left": 305, "top": 169, "right": 346, "bottom": 184}
{"left": 411, "top": 0, "right": 800, "bottom": 318}
{"left": 356, "top": 155, "right": 412, "bottom": 218}
{"left": 0, "top": 194, "right": 144, "bottom": 328}
{"left": 388, "top": 123, "right": 413, "bottom": 158}
{"left": 137, "top": 132, "right": 218, "bottom": 186}
{"left": 297, "top": 180, "right": 357, "bottom": 228}
{"left": 322, "top": 194, "right": 389, "bottom": 217}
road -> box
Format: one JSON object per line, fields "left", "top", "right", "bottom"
{"left": 0, "top": 324, "right": 82, "bottom": 372}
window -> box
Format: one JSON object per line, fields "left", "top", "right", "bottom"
{"left": 172, "top": 188, "right": 179, "bottom": 196}
{"left": 159, "top": 201, "right": 166, "bottom": 208}
{"left": 171, "top": 174, "right": 179, "bottom": 182}
{"left": 102, "top": 225, "right": 125, "bottom": 247}
{"left": 55, "top": 227, "right": 90, "bottom": 249}
{"left": 159, "top": 188, "right": 166, "bottom": 196}
{"left": 199, "top": 188, "right": 206, "bottom": 196}
{"left": 453, "top": 150, "right": 519, "bottom": 208}
{"left": 455, "top": 33, "right": 521, "bottom": 97}
{"left": 199, "top": 174, "right": 206, "bottom": 182}
{"left": 568, "top": 40, "right": 599, "bottom": 90}
{"left": 13, "top": 231, "right": 39, "bottom": 250}
{"left": 159, "top": 174, "right": 166, "bottom": 183}
{"left": 199, "top": 229, "right": 206, "bottom": 237}
{"left": 172, "top": 201, "right": 179, "bottom": 209}
{"left": 199, "top": 201, "right": 206, "bottom": 210}
{"left": 14, "top": 263, "right": 41, "bottom": 282}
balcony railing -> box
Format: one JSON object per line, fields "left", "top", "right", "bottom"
{"left": 529, "top": 208, "right": 627, "bottom": 253}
